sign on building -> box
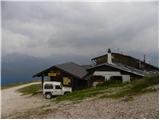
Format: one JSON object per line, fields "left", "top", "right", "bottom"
{"left": 48, "top": 71, "right": 60, "bottom": 77}
{"left": 63, "top": 77, "right": 71, "bottom": 85}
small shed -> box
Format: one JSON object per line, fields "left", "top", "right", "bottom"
{"left": 33, "top": 62, "right": 88, "bottom": 90}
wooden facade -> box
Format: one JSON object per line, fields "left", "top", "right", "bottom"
{"left": 33, "top": 63, "right": 88, "bottom": 90}
{"left": 92, "top": 53, "right": 158, "bottom": 72}
{"left": 33, "top": 50, "right": 158, "bottom": 90}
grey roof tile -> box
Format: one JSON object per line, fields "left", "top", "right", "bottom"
{"left": 87, "top": 62, "right": 145, "bottom": 77}
{"left": 55, "top": 62, "right": 88, "bottom": 78}
{"left": 33, "top": 62, "right": 88, "bottom": 79}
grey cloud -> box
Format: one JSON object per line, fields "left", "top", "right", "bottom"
{"left": 2, "top": 1, "right": 158, "bottom": 58}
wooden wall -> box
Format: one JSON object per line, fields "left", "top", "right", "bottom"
{"left": 94, "top": 53, "right": 158, "bottom": 71}
{"left": 47, "top": 68, "right": 87, "bottom": 90}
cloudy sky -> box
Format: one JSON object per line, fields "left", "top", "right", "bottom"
{"left": 1, "top": 1, "right": 159, "bottom": 85}
{"left": 2, "top": 1, "right": 158, "bottom": 58}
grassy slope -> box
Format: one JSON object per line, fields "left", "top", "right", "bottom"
{"left": 100, "top": 75, "right": 159, "bottom": 99}
{"left": 54, "top": 75, "right": 159, "bottom": 102}
{"left": 17, "top": 75, "right": 159, "bottom": 101}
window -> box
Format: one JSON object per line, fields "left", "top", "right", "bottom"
{"left": 55, "top": 85, "right": 61, "bottom": 89}
{"left": 44, "top": 84, "right": 53, "bottom": 89}
{"left": 109, "top": 76, "right": 122, "bottom": 84}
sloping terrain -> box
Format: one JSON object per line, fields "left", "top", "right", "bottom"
{"left": 1, "top": 76, "right": 159, "bottom": 119}
{"left": 1, "top": 82, "right": 49, "bottom": 118}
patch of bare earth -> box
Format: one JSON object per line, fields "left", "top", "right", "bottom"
{"left": 1, "top": 82, "right": 49, "bottom": 118}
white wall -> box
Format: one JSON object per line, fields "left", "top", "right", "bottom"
{"left": 93, "top": 71, "right": 130, "bottom": 82}
{"left": 122, "top": 75, "right": 130, "bottom": 82}
{"left": 93, "top": 71, "right": 121, "bottom": 80}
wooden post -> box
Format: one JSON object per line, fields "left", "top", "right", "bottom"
{"left": 41, "top": 76, "right": 44, "bottom": 89}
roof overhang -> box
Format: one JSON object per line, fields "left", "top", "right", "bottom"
{"left": 87, "top": 63, "right": 144, "bottom": 77}
{"left": 33, "top": 65, "right": 86, "bottom": 80}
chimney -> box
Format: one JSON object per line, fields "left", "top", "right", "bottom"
{"left": 143, "top": 54, "right": 146, "bottom": 63}
{"left": 107, "top": 49, "right": 112, "bottom": 64}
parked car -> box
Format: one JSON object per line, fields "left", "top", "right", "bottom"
{"left": 43, "top": 81, "right": 72, "bottom": 99}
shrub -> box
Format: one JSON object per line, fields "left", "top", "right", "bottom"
{"left": 101, "top": 75, "right": 159, "bottom": 98}
{"left": 96, "top": 79, "right": 126, "bottom": 88}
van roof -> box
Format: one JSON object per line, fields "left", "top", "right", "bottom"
{"left": 43, "top": 81, "right": 61, "bottom": 85}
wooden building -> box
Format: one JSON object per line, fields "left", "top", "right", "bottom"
{"left": 33, "top": 49, "right": 158, "bottom": 89}
{"left": 85, "top": 49, "right": 158, "bottom": 87}
{"left": 33, "top": 62, "right": 88, "bottom": 90}
{"left": 91, "top": 49, "right": 158, "bottom": 72}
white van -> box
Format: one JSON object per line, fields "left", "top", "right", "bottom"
{"left": 43, "top": 81, "right": 72, "bottom": 99}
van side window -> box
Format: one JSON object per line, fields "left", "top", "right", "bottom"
{"left": 55, "top": 85, "right": 61, "bottom": 89}
{"left": 44, "top": 84, "right": 53, "bottom": 89}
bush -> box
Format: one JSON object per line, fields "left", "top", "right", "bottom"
{"left": 130, "top": 75, "right": 159, "bottom": 92}
{"left": 96, "top": 79, "right": 125, "bottom": 88}
{"left": 102, "top": 75, "right": 159, "bottom": 98}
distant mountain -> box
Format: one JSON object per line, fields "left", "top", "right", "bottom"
{"left": 2, "top": 54, "right": 51, "bottom": 86}
{"left": 1, "top": 53, "right": 91, "bottom": 86}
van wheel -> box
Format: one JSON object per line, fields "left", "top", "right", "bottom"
{"left": 45, "top": 93, "right": 52, "bottom": 99}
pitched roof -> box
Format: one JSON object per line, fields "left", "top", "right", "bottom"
{"left": 55, "top": 62, "right": 88, "bottom": 79}
{"left": 87, "top": 62, "right": 145, "bottom": 77}
{"left": 80, "top": 65, "right": 92, "bottom": 70}
{"left": 33, "top": 62, "right": 88, "bottom": 79}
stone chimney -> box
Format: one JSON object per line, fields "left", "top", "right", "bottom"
{"left": 107, "top": 49, "right": 112, "bottom": 64}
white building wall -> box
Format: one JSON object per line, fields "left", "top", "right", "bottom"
{"left": 93, "top": 71, "right": 130, "bottom": 82}
{"left": 122, "top": 75, "right": 130, "bottom": 83}
{"left": 93, "top": 71, "right": 121, "bottom": 80}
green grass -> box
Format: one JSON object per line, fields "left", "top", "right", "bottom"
{"left": 96, "top": 79, "right": 128, "bottom": 88}
{"left": 54, "top": 75, "right": 159, "bottom": 102}
{"left": 16, "top": 75, "right": 158, "bottom": 101}
{"left": 54, "top": 86, "right": 108, "bottom": 102}
{"left": 100, "top": 75, "right": 159, "bottom": 99}
{"left": 54, "top": 81, "right": 127, "bottom": 102}
{"left": 17, "top": 84, "right": 42, "bottom": 95}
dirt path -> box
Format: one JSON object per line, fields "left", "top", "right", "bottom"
{"left": 1, "top": 82, "right": 48, "bottom": 118}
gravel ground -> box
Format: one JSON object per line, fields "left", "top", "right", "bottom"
{"left": 1, "top": 84, "right": 159, "bottom": 119}
{"left": 43, "top": 91, "right": 159, "bottom": 119}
